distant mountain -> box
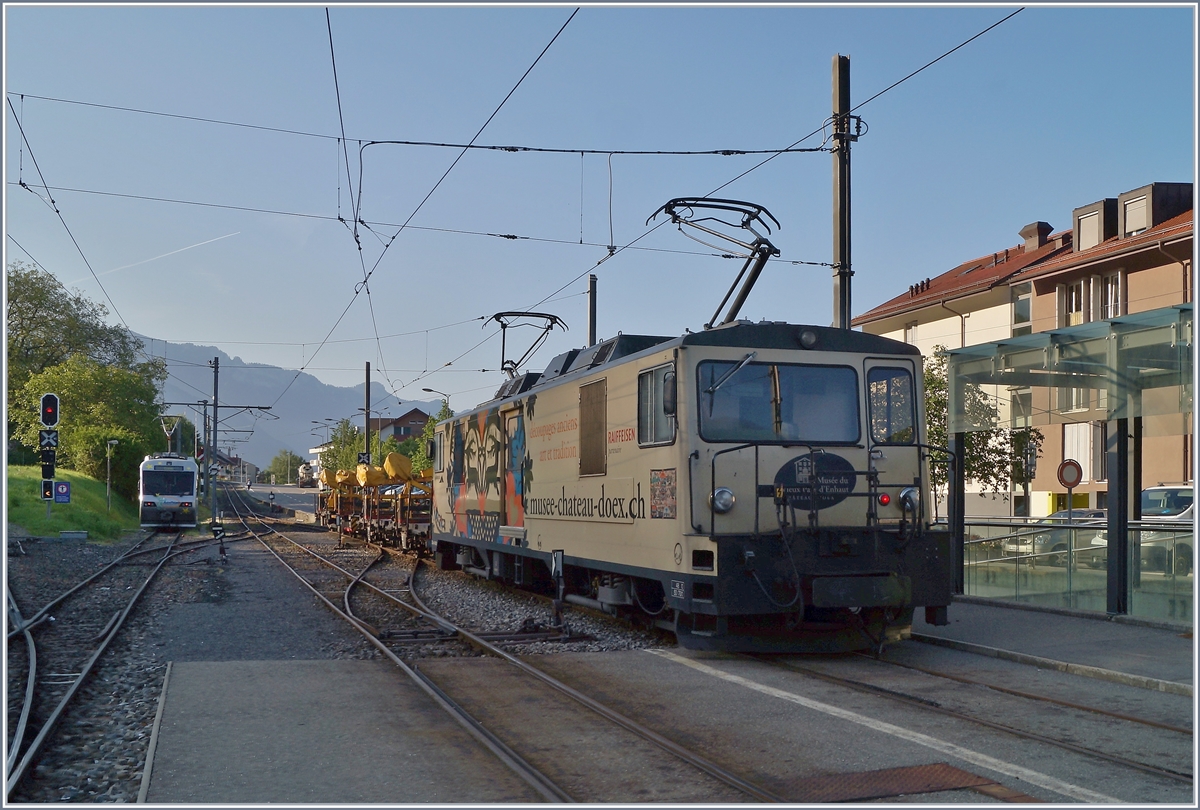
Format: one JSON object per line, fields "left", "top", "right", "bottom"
{"left": 137, "top": 335, "right": 437, "bottom": 469}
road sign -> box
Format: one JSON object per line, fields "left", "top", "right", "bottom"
{"left": 1057, "top": 459, "right": 1083, "bottom": 489}
{"left": 40, "top": 393, "right": 60, "bottom": 427}
{"left": 39, "top": 429, "right": 59, "bottom": 449}
{"left": 357, "top": 452, "right": 371, "bottom": 465}
{"left": 54, "top": 481, "right": 71, "bottom": 504}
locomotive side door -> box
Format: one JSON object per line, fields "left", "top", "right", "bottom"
{"left": 500, "top": 408, "right": 525, "bottom": 530}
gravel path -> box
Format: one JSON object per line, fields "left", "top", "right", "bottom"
{"left": 6, "top": 520, "right": 672, "bottom": 802}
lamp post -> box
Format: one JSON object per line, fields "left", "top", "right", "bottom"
{"left": 422, "top": 388, "right": 451, "bottom": 412}
{"left": 106, "top": 440, "right": 119, "bottom": 512}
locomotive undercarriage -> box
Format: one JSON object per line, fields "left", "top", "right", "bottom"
{"left": 430, "top": 522, "right": 951, "bottom": 654}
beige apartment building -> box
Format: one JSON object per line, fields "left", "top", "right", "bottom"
{"left": 853, "top": 182, "right": 1193, "bottom": 517}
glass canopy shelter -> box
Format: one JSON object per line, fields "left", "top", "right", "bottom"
{"left": 944, "top": 304, "right": 1193, "bottom": 615}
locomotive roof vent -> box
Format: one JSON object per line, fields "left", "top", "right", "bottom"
{"left": 540, "top": 348, "right": 581, "bottom": 381}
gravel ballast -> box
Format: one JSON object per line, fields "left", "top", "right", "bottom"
{"left": 6, "top": 522, "right": 671, "bottom": 802}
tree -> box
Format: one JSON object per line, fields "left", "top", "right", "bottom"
{"left": 410, "top": 401, "right": 453, "bottom": 473}
{"left": 923, "top": 345, "right": 1043, "bottom": 515}
{"left": 15, "top": 354, "right": 167, "bottom": 498}
{"left": 6, "top": 261, "right": 141, "bottom": 407}
{"left": 267, "top": 449, "right": 305, "bottom": 484}
{"left": 318, "top": 419, "right": 405, "bottom": 476}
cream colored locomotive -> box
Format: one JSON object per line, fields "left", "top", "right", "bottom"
{"left": 429, "top": 322, "right": 952, "bottom": 652}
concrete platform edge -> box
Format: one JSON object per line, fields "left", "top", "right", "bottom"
{"left": 137, "top": 661, "right": 171, "bottom": 804}
{"left": 952, "top": 593, "right": 1193, "bottom": 634}
{"left": 909, "top": 633, "right": 1193, "bottom": 697}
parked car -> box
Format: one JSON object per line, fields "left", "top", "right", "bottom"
{"left": 1088, "top": 486, "right": 1194, "bottom": 575}
{"left": 1002, "top": 509, "right": 1107, "bottom": 566}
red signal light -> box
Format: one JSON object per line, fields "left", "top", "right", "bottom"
{"left": 40, "top": 393, "right": 60, "bottom": 427}
{"left": 878, "top": 493, "right": 892, "bottom": 506}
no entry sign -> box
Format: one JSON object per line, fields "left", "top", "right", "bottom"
{"left": 1057, "top": 459, "right": 1083, "bottom": 489}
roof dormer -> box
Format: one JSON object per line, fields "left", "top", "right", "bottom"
{"left": 1072, "top": 199, "right": 1116, "bottom": 252}
{"left": 1117, "top": 182, "right": 1192, "bottom": 238}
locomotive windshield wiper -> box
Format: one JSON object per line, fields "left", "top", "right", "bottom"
{"left": 706, "top": 352, "right": 756, "bottom": 395}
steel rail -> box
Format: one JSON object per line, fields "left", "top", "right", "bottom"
{"left": 5, "top": 532, "right": 164, "bottom": 639}
{"left": 5, "top": 589, "right": 38, "bottom": 776}
{"left": 230, "top": 509, "right": 572, "bottom": 803}
{"left": 756, "top": 656, "right": 1192, "bottom": 785}
{"left": 406, "top": 560, "right": 789, "bottom": 803}
{"left": 229, "top": 487, "right": 783, "bottom": 801}
{"left": 5, "top": 538, "right": 203, "bottom": 798}
{"left": 859, "top": 652, "right": 1193, "bottom": 736}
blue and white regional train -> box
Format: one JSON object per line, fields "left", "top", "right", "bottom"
{"left": 138, "top": 453, "right": 199, "bottom": 530}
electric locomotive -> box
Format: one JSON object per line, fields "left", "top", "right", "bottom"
{"left": 138, "top": 453, "right": 199, "bottom": 529}
{"left": 427, "top": 199, "right": 953, "bottom": 653}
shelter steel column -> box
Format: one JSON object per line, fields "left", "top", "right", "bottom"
{"left": 1105, "top": 417, "right": 1130, "bottom": 615}
{"left": 948, "top": 431, "right": 966, "bottom": 594}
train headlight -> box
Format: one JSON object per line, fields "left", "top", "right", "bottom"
{"left": 899, "top": 487, "right": 920, "bottom": 513}
{"left": 709, "top": 487, "right": 736, "bottom": 514}
{"left": 798, "top": 329, "right": 818, "bottom": 349}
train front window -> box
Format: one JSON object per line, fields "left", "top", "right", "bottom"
{"left": 142, "top": 471, "right": 195, "bottom": 496}
{"left": 867, "top": 367, "right": 916, "bottom": 445}
{"left": 697, "top": 361, "right": 859, "bottom": 443}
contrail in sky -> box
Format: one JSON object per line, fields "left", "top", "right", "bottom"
{"left": 68, "top": 231, "right": 240, "bottom": 285}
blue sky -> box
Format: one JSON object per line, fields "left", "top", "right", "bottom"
{"left": 5, "top": 4, "right": 1196, "bottom": 418}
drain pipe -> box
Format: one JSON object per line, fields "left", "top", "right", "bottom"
{"left": 940, "top": 300, "right": 967, "bottom": 348}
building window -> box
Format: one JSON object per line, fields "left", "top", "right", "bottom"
{"left": 1091, "top": 421, "right": 1107, "bottom": 482}
{"left": 904, "top": 321, "right": 918, "bottom": 345}
{"left": 1058, "top": 384, "right": 1088, "bottom": 413}
{"left": 579, "top": 379, "right": 607, "bottom": 476}
{"left": 638, "top": 364, "right": 676, "bottom": 446}
{"left": 1101, "top": 271, "right": 1123, "bottom": 319}
{"left": 1123, "top": 195, "right": 1148, "bottom": 236}
{"left": 1078, "top": 211, "right": 1101, "bottom": 250}
{"left": 1011, "top": 283, "right": 1031, "bottom": 337}
{"left": 1010, "top": 389, "right": 1032, "bottom": 428}
{"left": 1065, "top": 280, "right": 1086, "bottom": 326}
{"left": 1063, "top": 422, "right": 1091, "bottom": 482}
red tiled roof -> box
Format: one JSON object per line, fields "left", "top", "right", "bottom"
{"left": 1011, "top": 211, "right": 1193, "bottom": 283}
{"left": 852, "top": 235, "right": 1071, "bottom": 326}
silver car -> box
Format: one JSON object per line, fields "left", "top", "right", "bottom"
{"left": 1089, "top": 486, "right": 1194, "bottom": 575}
{"left": 1002, "top": 509, "right": 1107, "bottom": 566}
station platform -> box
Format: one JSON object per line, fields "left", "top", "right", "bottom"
{"left": 911, "top": 597, "right": 1193, "bottom": 696}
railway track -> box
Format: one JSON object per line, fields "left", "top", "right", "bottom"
{"left": 745, "top": 648, "right": 1193, "bottom": 790}
{"left": 5, "top": 530, "right": 238, "bottom": 800}
{"left": 224, "top": 486, "right": 788, "bottom": 802}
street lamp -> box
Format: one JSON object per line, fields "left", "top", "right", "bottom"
{"left": 422, "top": 388, "right": 451, "bottom": 414}
{"left": 311, "top": 418, "right": 334, "bottom": 443}
{"left": 106, "top": 440, "right": 119, "bottom": 512}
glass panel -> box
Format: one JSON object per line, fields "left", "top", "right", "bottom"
{"left": 698, "top": 361, "right": 859, "bottom": 444}
{"left": 867, "top": 367, "right": 915, "bottom": 444}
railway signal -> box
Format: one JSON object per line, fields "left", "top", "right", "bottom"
{"left": 41, "top": 449, "right": 56, "bottom": 480}
{"left": 39, "top": 429, "right": 59, "bottom": 449}
{"left": 41, "top": 479, "right": 54, "bottom": 500}
{"left": 40, "top": 393, "right": 60, "bottom": 427}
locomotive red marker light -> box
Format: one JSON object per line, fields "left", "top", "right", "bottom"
{"left": 878, "top": 493, "right": 891, "bottom": 506}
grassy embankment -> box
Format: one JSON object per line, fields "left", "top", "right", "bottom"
{"left": 6, "top": 465, "right": 210, "bottom": 541}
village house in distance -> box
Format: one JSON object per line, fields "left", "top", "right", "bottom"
{"left": 853, "top": 182, "right": 1193, "bottom": 518}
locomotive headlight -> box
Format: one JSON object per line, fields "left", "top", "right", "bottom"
{"left": 709, "top": 487, "right": 736, "bottom": 514}
{"left": 899, "top": 487, "right": 920, "bottom": 513}
{"left": 877, "top": 493, "right": 891, "bottom": 506}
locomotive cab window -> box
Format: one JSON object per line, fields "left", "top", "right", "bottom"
{"left": 638, "top": 364, "right": 676, "bottom": 446}
{"left": 434, "top": 431, "right": 445, "bottom": 473}
{"left": 867, "top": 367, "right": 916, "bottom": 445}
{"left": 697, "top": 360, "right": 859, "bottom": 444}
{"left": 141, "top": 470, "right": 195, "bottom": 496}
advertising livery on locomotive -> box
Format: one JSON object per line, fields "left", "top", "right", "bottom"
{"left": 427, "top": 199, "right": 953, "bottom": 653}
